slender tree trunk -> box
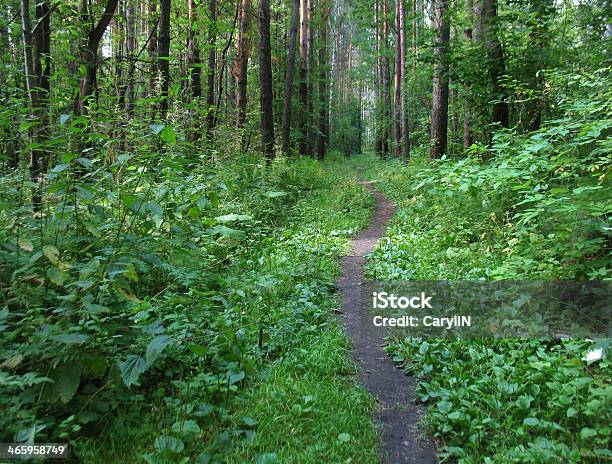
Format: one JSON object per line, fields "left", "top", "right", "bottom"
{"left": 381, "top": 0, "right": 391, "bottom": 157}
{"left": 430, "top": 0, "right": 450, "bottom": 159}
{"left": 374, "top": 0, "right": 383, "bottom": 156}
{"left": 21, "top": 0, "right": 51, "bottom": 209}
{"left": 281, "top": 0, "right": 300, "bottom": 155}
{"left": 258, "top": 0, "right": 275, "bottom": 161}
{"left": 298, "top": 0, "right": 310, "bottom": 155}
{"left": 317, "top": 0, "right": 329, "bottom": 160}
{"left": 483, "top": 0, "right": 508, "bottom": 127}
{"left": 393, "top": 0, "right": 401, "bottom": 158}
{"left": 234, "top": 0, "right": 250, "bottom": 128}
{"left": 463, "top": 0, "right": 479, "bottom": 149}
{"left": 399, "top": 0, "right": 410, "bottom": 160}
{"left": 206, "top": 0, "right": 217, "bottom": 132}
{"left": 147, "top": 0, "right": 157, "bottom": 101}
{"left": 125, "top": 0, "right": 136, "bottom": 114}
{"left": 79, "top": 0, "right": 120, "bottom": 115}
{"left": 158, "top": 0, "right": 170, "bottom": 119}
{"left": 187, "top": 0, "right": 201, "bottom": 99}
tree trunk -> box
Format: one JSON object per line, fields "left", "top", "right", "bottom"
{"left": 298, "top": 0, "right": 310, "bottom": 155}
{"left": 258, "top": 0, "right": 275, "bottom": 161}
{"left": 483, "top": 0, "right": 508, "bottom": 127}
{"left": 317, "top": 0, "right": 329, "bottom": 160}
{"left": 392, "top": 0, "right": 401, "bottom": 158}
{"left": 430, "top": 0, "right": 450, "bottom": 159}
{"left": 381, "top": 0, "right": 391, "bottom": 157}
{"left": 157, "top": 0, "right": 170, "bottom": 119}
{"left": 187, "top": 0, "right": 201, "bottom": 100}
{"left": 399, "top": 0, "right": 410, "bottom": 160}
{"left": 281, "top": 0, "right": 300, "bottom": 155}
{"left": 147, "top": 0, "right": 157, "bottom": 101}
{"left": 234, "top": 0, "right": 250, "bottom": 128}
{"left": 21, "top": 0, "right": 51, "bottom": 209}
{"left": 374, "top": 0, "right": 383, "bottom": 157}
{"left": 125, "top": 0, "right": 136, "bottom": 114}
{"left": 206, "top": 0, "right": 217, "bottom": 132}
{"left": 79, "top": 0, "right": 120, "bottom": 115}
{"left": 463, "top": 0, "right": 479, "bottom": 149}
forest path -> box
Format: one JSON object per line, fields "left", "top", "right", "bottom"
{"left": 338, "top": 180, "right": 437, "bottom": 464}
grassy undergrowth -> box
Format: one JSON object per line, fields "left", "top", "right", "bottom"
{"left": 1, "top": 152, "right": 378, "bottom": 462}
{"left": 359, "top": 77, "right": 611, "bottom": 463}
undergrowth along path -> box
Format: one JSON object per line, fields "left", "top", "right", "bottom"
{"left": 338, "top": 180, "right": 437, "bottom": 464}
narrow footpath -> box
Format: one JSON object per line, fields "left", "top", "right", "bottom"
{"left": 338, "top": 181, "right": 437, "bottom": 464}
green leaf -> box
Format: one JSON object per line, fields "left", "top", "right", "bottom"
{"left": 54, "top": 362, "right": 81, "bottom": 403}
{"left": 50, "top": 333, "right": 89, "bottom": 344}
{"left": 76, "top": 157, "right": 93, "bottom": 169}
{"left": 145, "top": 335, "right": 172, "bottom": 365}
{"left": 154, "top": 435, "right": 184, "bottom": 453}
{"left": 18, "top": 238, "right": 33, "bottom": 252}
{"left": 214, "top": 213, "right": 253, "bottom": 223}
{"left": 187, "top": 343, "right": 209, "bottom": 356}
{"left": 150, "top": 124, "right": 165, "bottom": 135}
{"left": 207, "top": 225, "right": 246, "bottom": 240}
{"left": 337, "top": 433, "right": 351, "bottom": 442}
{"left": 47, "top": 266, "right": 66, "bottom": 286}
{"left": 523, "top": 417, "right": 540, "bottom": 427}
{"left": 160, "top": 125, "right": 177, "bottom": 144}
{"left": 580, "top": 427, "right": 597, "bottom": 440}
{"left": 171, "top": 420, "right": 201, "bottom": 434}
{"left": 118, "top": 355, "right": 148, "bottom": 387}
{"left": 566, "top": 407, "right": 578, "bottom": 418}
{"left": 42, "top": 245, "right": 60, "bottom": 265}
{"left": 227, "top": 370, "right": 245, "bottom": 385}
{"left": 59, "top": 114, "right": 71, "bottom": 125}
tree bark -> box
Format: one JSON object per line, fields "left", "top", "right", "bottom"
{"left": 158, "top": 0, "right": 170, "bottom": 119}
{"left": 482, "top": 0, "right": 508, "bottom": 127}
{"left": 298, "top": 0, "right": 310, "bottom": 155}
{"left": 392, "top": 0, "right": 401, "bottom": 158}
{"left": 234, "top": 0, "right": 250, "bottom": 128}
{"left": 187, "top": 0, "right": 201, "bottom": 100}
{"left": 258, "top": 0, "right": 275, "bottom": 161}
{"left": 430, "top": 0, "right": 450, "bottom": 159}
{"left": 317, "top": 0, "right": 329, "bottom": 160}
{"left": 147, "top": 0, "right": 157, "bottom": 101}
{"left": 463, "top": 0, "right": 478, "bottom": 149}
{"left": 381, "top": 0, "right": 391, "bottom": 157}
{"left": 21, "top": 0, "right": 51, "bottom": 209}
{"left": 206, "top": 0, "right": 217, "bottom": 132}
{"left": 281, "top": 0, "right": 300, "bottom": 155}
{"left": 399, "top": 0, "right": 410, "bottom": 160}
{"left": 79, "top": 0, "right": 120, "bottom": 115}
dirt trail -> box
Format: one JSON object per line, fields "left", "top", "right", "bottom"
{"left": 338, "top": 181, "right": 437, "bottom": 464}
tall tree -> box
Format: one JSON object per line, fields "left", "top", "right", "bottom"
{"left": 234, "top": 0, "right": 250, "bottom": 128}
{"left": 258, "top": 0, "right": 275, "bottom": 161}
{"left": 78, "top": 0, "right": 120, "bottom": 115}
{"left": 207, "top": 0, "right": 217, "bottom": 132}
{"left": 398, "top": 0, "right": 410, "bottom": 160}
{"left": 20, "top": 0, "right": 51, "bottom": 208}
{"left": 430, "top": 0, "right": 450, "bottom": 159}
{"left": 281, "top": 0, "right": 300, "bottom": 155}
{"left": 298, "top": 0, "right": 310, "bottom": 155}
{"left": 158, "top": 0, "right": 171, "bottom": 119}
{"left": 393, "top": 0, "right": 401, "bottom": 158}
{"left": 381, "top": 0, "right": 391, "bottom": 157}
{"left": 482, "top": 0, "right": 508, "bottom": 127}
{"left": 317, "top": 0, "right": 330, "bottom": 160}
{"left": 187, "top": 0, "right": 202, "bottom": 100}
{"left": 463, "top": 0, "right": 474, "bottom": 149}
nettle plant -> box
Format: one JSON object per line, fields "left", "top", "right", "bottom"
{"left": 0, "top": 118, "right": 319, "bottom": 445}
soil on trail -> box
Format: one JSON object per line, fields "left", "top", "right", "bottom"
{"left": 338, "top": 181, "right": 437, "bottom": 464}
